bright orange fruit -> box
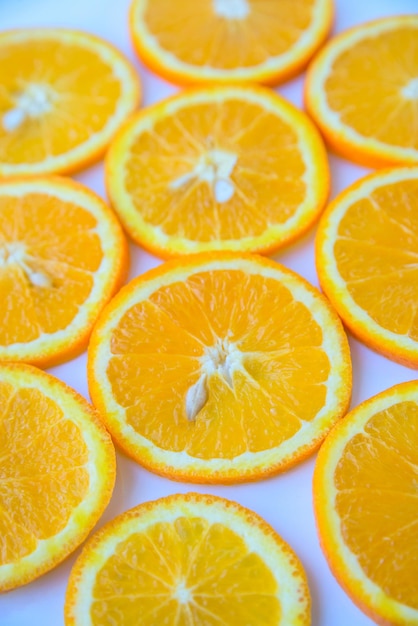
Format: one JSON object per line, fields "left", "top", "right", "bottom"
{"left": 315, "top": 166, "right": 418, "bottom": 368}
{"left": 88, "top": 252, "right": 352, "bottom": 484}
{"left": 65, "top": 493, "right": 311, "bottom": 625}
{"left": 0, "top": 362, "right": 116, "bottom": 592}
{"left": 314, "top": 380, "right": 418, "bottom": 626}
{"left": 0, "top": 28, "right": 140, "bottom": 176}
{"left": 106, "top": 85, "right": 329, "bottom": 258}
{"left": 0, "top": 176, "right": 128, "bottom": 367}
{"left": 305, "top": 15, "right": 418, "bottom": 167}
{"left": 129, "top": 0, "right": 333, "bottom": 85}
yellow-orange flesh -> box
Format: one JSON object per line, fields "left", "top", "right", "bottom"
{"left": 65, "top": 494, "right": 311, "bottom": 625}
{"left": 314, "top": 381, "right": 418, "bottom": 625}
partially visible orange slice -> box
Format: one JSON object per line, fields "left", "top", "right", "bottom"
{"left": 314, "top": 380, "right": 418, "bottom": 625}
{"left": 88, "top": 252, "right": 351, "bottom": 484}
{"left": 0, "top": 362, "right": 116, "bottom": 592}
{"left": 0, "top": 29, "right": 140, "bottom": 177}
{"left": 315, "top": 166, "right": 418, "bottom": 368}
{"left": 129, "top": 0, "right": 333, "bottom": 86}
{"left": 65, "top": 492, "right": 311, "bottom": 626}
{"left": 0, "top": 176, "right": 128, "bottom": 367}
{"left": 105, "top": 85, "right": 329, "bottom": 258}
{"left": 305, "top": 15, "right": 418, "bottom": 167}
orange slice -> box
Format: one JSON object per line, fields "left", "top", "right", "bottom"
{"left": 65, "top": 492, "right": 310, "bottom": 626}
{"left": 313, "top": 380, "right": 418, "bottom": 626}
{"left": 87, "top": 252, "right": 352, "bottom": 484}
{"left": 0, "top": 29, "right": 140, "bottom": 177}
{"left": 105, "top": 85, "right": 329, "bottom": 258}
{"left": 129, "top": 0, "right": 333, "bottom": 86}
{"left": 0, "top": 176, "right": 128, "bottom": 367}
{"left": 305, "top": 15, "right": 418, "bottom": 167}
{"left": 315, "top": 166, "right": 418, "bottom": 368}
{"left": 0, "top": 362, "right": 116, "bottom": 592}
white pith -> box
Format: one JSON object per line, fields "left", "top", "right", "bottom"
{"left": 170, "top": 148, "right": 237, "bottom": 204}
{"left": 402, "top": 77, "right": 418, "bottom": 100}
{"left": 0, "top": 241, "right": 52, "bottom": 287}
{"left": 2, "top": 83, "right": 55, "bottom": 132}
{"left": 213, "top": 0, "right": 250, "bottom": 20}
{"left": 186, "top": 336, "right": 243, "bottom": 421}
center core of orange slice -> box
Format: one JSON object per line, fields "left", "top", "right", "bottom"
{"left": 402, "top": 77, "right": 418, "bottom": 100}
{"left": 2, "top": 83, "right": 55, "bottom": 132}
{"left": 213, "top": 0, "right": 250, "bottom": 20}
{"left": 169, "top": 147, "right": 237, "bottom": 204}
{"left": 0, "top": 240, "right": 52, "bottom": 287}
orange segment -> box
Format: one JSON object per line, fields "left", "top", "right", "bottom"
{"left": 88, "top": 252, "right": 351, "bottom": 483}
{"left": 0, "top": 176, "right": 128, "bottom": 367}
{"left": 315, "top": 167, "right": 418, "bottom": 368}
{"left": 0, "top": 362, "right": 115, "bottom": 592}
{"left": 106, "top": 86, "right": 329, "bottom": 257}
{"left": 65, "top": 493, "right": 310, "bottom": 626}
{"left": 0, "top": 29, "right": 140, "bottom": 176}
{"left": 305, "top": 15, "right": 418, "bottom": 167}
{"left": 129, "top": 0, "right": 333, "bottom": 85}
{"left": 313, "top": 380, "right": 418, "bottom": 625}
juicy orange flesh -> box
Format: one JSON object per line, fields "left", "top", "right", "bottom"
{"left": 125, "top": 99, "right": 306, "bottom": 241}
{"left": 324, "top": 26, "right": 418, "bottom": 149}
{"left": 142, "top": 0, "right": 315, "bottom": 69}
{"left": 91, "top": 515, "right": 280, "bottom": 625}
{"left": 332, "top": 178, "right": 418, "bottom": 338}
{"left": 0, "top": 38, "right": 122, "bottom": 164}
{"left": 0, "top": 381, "right": 89, "bottom": 563}
{"left": 107, "top": 269, "right": 329, "bottom": 458}
{"left": 0, "top": 192, "right": 104, "bottom": 344}
{"left": 334, "top": 400, "right": 418, "bottom": 608}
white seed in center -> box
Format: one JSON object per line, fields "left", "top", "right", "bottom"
{"left": 402, "top": 78, "right": 418, "bottom": 100}
{"left": 213, "top": 0, "right": 250, "bottom": 20}
{"left": 170, "top": 148, "right": 237, "bottom": 204}
{"left": 2, "top": 83, "right": 54, "bottom": 132}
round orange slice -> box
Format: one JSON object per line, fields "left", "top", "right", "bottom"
{"left": 87, "top": 252, "right": 352, "bottom": 484}
{"left": 313, "top": 380, "right": 418, "bottom": 626}
{"left": 65, "top": 492, "right": 310, "bottom": 626}
{"left": 0, "top": 362, "right": 116, "bottom": 592}
{"left": 129, "top": 0, "right": 333, "bottom": 86}
{"left": 0, "top": 176, "right": 128, "bottom": 367}
{"left": 305, "top": 15, "right": 418, "bottom": 167}
{"left": 105, "top": 85, "right": 330, "bottom": 258}
{"left": 0, "top": 29, "right": 140, "bottom": 177}
{"left": 315, "top": 166, "right": 418, "bottom": 369}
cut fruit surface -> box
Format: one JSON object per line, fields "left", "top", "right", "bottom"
{"left": 0, "top": 176, "right": 128, "bottom": 367}
{"left": 65, "top": 492, "right": 310, "bottom": 626}
{"left": 88, "top": 252, "right": 351, "bottom": 483}
{"left": 314, "top": 380, "right": 418, "bottom": 626}
{"left": 129, "top": 0, "right": 333, "bottom": 85}
{"left": 305, "top": 15, "right": 418, "bottom": 167}
{"left": 105, "top": 85, "right": 329, "bottom": 258}
{"left": 315, "top": 166, "right": 418, "bottom": 368}
{"left": 0, "top": 362, "right": 116, "bottom": 592}
{"left": 0, "top": 28, "right": 140, "bottom": 176}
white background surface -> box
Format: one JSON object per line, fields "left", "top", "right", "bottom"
{"left": 1, "top": 1, "right": 417, "bottom": 624}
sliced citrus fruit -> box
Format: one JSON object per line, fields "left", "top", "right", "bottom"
{"left": 314, "top": 380, "right": 418, "bottom": 626}
{"left": 0, "top": 362, "right": 116, "bottom": 592}
{"left": 0, "top": 176, "right": 128, "bottom": 367}
{"left": 315, "top": 166, "right": 418, "bottom": 369}
{"left": 305, "top": 15, "right": 418, "bottom": 167}
{"left": 129, "top": 0, "right": 333, "bottom": 86}
{"left": 88, "top": 252, "right": 351, "bottom": 483}
{"left": 0, "top": 28, "right": 140, "bottom": 177}
{"left": 105, "top": 85, "right": 330, "bottom": 258}
{"left": 65, "top": 492, "right": 310, "bottom": 626}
